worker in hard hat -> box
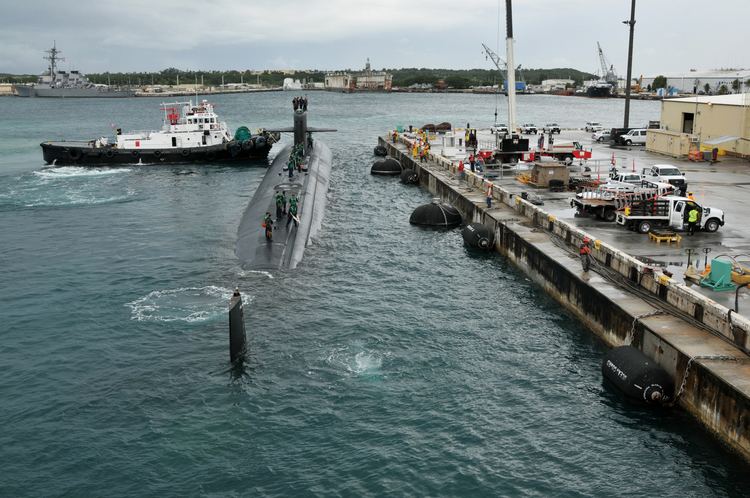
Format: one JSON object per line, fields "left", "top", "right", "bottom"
{"left": 580, "top": 237, "right": 592, "bottom": 272}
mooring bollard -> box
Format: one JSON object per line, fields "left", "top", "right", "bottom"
{"left": 228, "top": 288, "right": 247, "bottom": 363}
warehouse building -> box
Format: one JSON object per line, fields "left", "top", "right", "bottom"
{"left": 325, "top": 59, "right": 392, "bottom": 92}
{"left": 647, "top": 93, "right": 750, "bottom": 159}
{"left": 641, "top": 69, "right": 750, "bottom": 94}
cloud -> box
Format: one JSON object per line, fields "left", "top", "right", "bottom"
{"left": 0, "top": 0, "right": 747, "bottom": 75}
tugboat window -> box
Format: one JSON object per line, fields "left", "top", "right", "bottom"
{"left": 172, "top": 137, "right": 177, "bottom": 147}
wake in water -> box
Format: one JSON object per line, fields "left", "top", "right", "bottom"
{"left": 0, "top": 167, "right": 136, "bottom": 210}
{"left": 34, "top": 166, "right": 133, "bottom": 179}
{"left": 325, "top": 346, "right": 387, "bottom": 377}
{"left": 126, "top": 285, "right": 252, "bottom": 323}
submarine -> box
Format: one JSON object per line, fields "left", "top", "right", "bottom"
{"left": 235, "top": 98, "right": 335, "bottom": 270}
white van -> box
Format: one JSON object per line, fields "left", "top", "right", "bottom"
{"left": 617, "top": 128, "right": 647, "bottom": 146}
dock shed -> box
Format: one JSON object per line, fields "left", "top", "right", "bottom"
{"left": 647, "top": 93, "right": 750, "bottom": 159}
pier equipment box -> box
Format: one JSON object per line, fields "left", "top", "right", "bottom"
{"left": 530, "top": 162, "right": 569, "bottom": 188}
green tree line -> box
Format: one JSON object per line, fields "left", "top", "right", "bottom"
{"left": 387, "top": 67, "right": 596, "bottom": 88}
{"left": 3, "top": 66, "right": 597, "bottom": 88}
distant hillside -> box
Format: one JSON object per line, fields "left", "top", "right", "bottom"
{"left": 2, "top": 67, "right": 597, "bottom": 88}
{"left": 0, "top": 73, "right": 36, "bottom": 84}
{"left": 388, "top": 67, "right": 597, "bottom": 88}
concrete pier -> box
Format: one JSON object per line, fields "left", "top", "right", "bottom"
{"left": 381, "top": 133, "right": 750, "bottom": 461}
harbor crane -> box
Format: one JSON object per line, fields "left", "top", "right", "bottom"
{"left": 597, "top": 41, "right": 618, "bottom": 86}
{"left": 482, "top": 43, "right": 522, "bottom": 128}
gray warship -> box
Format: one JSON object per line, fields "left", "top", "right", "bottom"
{"left": 13, "top": 43, "right": 135, "bottom": 98}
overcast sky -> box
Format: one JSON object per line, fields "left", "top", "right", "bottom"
{"left": 1, "top": 0, "right": 747, "bottom": 76}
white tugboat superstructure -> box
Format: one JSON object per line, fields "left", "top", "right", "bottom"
{"left": 116, "top": 100, "right": 232, "bottom": 150}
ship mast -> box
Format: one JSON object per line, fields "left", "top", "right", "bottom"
{"left": 504, "top": 0, "right": 517, "bottom": 133}
{"left": 43, "top": 41, "right": 64, "bottom": 82}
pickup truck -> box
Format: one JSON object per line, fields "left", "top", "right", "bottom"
{"left": 572, "top": 180, "right": 675, "bottom": 222}
{"left": 585, "top": 122, "right": 603, "bottom": 132}
{"left": 616, "top": 128, "right": 648, "bottom": 146}
{"left": 542, "top": 123, "right": 561, "bottom": 134}
{"left": 491, "top": 123, "right": 509, "bottom": 135}
{"left": 615, "top": 195, "right": 725, "bottom": 233}
{"left": 521, "top": 123, "right": 538, "bottom": 134}
{"left": 641, "top": 164, "right": 687, "bottom": 192}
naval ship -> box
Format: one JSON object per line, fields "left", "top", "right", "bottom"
{"left": 13, "top": 43, "right": 135, "bottom": 98}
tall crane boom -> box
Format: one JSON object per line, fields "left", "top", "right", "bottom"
{"left": 597, "top": 41, "right": 618, "bottom": 85}
{"left": 482, "top": 43, "right": 506, "bottom": 72}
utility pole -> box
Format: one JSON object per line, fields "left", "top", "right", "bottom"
{"left": 623, "top": 0, "right": 636, "bottom": 128}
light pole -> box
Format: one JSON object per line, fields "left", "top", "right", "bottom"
{"left": 622, "top": 0, "right": 636, "bottom": 128}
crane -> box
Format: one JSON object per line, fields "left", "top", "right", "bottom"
{"left": 597, "top": 42, "right": 618, "bottom": 86}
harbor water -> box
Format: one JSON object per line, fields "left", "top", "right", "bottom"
{"left": 1, "top": 92, "right": 748, "bottom": 496}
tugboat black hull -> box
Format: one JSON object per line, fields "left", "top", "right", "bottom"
{"left": 40, "top": 140, "right": 273, "bottom": 165}
{"left": 586, "top": 85, "right": 612, "bottom": 98}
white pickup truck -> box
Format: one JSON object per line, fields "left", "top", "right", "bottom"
{"left": 616, "top": 195, "right": 725, "bottom": 233}
{"left": 641, "top": 164, "right": 687, "bottom": 192}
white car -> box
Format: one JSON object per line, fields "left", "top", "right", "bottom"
{"left": 542, "top": 123, "right": 561, "bottom": 134}
{"left": 592, "top": 130, "right": 611, "bottom": 142}
{"left": 521, "top": 123, "right": 538, "bottom": 134}
{"left": 491, "top": 123, "right": 509, "bottom": 135}
{"left": 585, "top": 121, "right": 603, "bottom": 132}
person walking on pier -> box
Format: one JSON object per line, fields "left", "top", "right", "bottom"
{"left": 469, "top": 153, "right": 475, "bottom": 173}
{"left": 457, "top": 160, "right": 465, "bottom": 182}
{"left": 579, "top": 237, "right": 592, "bottom": 273}
{"left": 687, "top": 205, "right": 700, "bottom": 235}
{"left": 486, "top": 183, "right": 493, "bottom": 208}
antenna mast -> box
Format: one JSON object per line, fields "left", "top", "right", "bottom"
{"left": 43, "top": 41, "right": 65, "bottom": 82}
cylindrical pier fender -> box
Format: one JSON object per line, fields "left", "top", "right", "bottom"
{"left": 399, "top": 169, "right": 419, "bottom": 184}
{"left": 373, "top": 145, "right": 388, "bottom": 156}
{"left": 409, "top": 199, "right": 462, "bottom": 228}
{"left": 371, "top": 157, "right": 402, "bottom": 175}
{"left": 602, "top": 346, "right": 674, "bottom": 405}
{"left": 461, "top": 222, "right": 494, "bottom": 250}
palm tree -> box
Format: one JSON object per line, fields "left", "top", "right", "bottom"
{"left": 703, "top": 83, "right": 711, "bottom": 94}
{"left": 731, "top": 79, "right": 740, "bottom": 93}
{"left": 746, "top": 79, "right": 750, "bottom": 92}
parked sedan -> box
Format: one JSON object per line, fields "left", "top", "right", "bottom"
{"left": 592, "top": 130, "right": 611, "bottom": 142}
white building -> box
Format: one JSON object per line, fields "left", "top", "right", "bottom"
{"left": 641, "top": 69, "right": 750, "bottom": 94}
{"left": 325, "top": 58, "right": 392, "bottom": 92}
{"left": 540, "top": 79, "right": 574, "bottom": 92}
{"left": 282, "top": 78, "right": 303, "bottom": 90}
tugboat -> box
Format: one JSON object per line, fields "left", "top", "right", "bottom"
{"left": 40, "top": 99, "right": 279, "bottom": 165}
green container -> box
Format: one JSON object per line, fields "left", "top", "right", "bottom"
{"left": 234, "top": 126, "right": 251, "bottom": 142}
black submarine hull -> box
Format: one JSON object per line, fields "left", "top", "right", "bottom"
{"left": 235, "top": 140, "right": 332, "bottom": 270}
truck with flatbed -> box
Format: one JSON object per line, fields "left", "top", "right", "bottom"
{"left": 572, "top": 180, "right": 675, "bottom": 222}
{"left": 615, "top": 195, "right": 725, "bottom": 233}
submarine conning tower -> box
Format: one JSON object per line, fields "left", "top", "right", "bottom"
{"left": 294, "top": 109, "right": 309, "bottom": 156}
